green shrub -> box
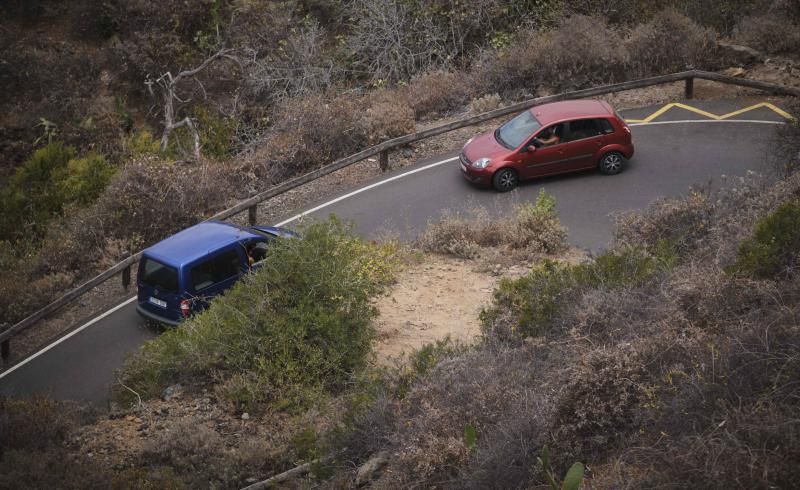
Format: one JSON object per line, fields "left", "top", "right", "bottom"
{"left": 481, "top": 259, "right": 577, "bottom": 339}
{"left": 0, "top": 142, "right": 75, "bottom": 241}
{"left": 59, "top": 152, "right": 117, "bottom": 206}
{"left": 481, "top": 247, "right": 671, "bottom": 339}
{"left": 0, "top": 142, "right": 115, "bottom": 242}
{"left": 117, "top": 217, "right": 400, "bottom": 411}
{"left": 732, "top": 200, "right": 800, "bottom": 279}
{"left": 123, "top": 130, "right": 163, "bottom": 158}
{"left": 509, "top": 189, "right": 568, "bottom": 253}
{"left": 170, "top": 105, "right": 236, "bottom": 159}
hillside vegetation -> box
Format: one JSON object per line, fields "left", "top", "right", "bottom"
{"left": 2, "top": 0, "right": 799, "bottom": 331}
{"left": 1, "top": 1, "right": 800, "bottom": 488}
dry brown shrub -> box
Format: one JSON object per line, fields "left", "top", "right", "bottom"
{"left": 374, "top": 346, "right": 558, "bottom": 488}
{"left": 471, "top": 15, "right": 627, "bottom": 98}
{"left": 735, "top": 0, "right": 800, "bottom": 55}
{"left": 470, "top": 31, "right": 549, "bottom": 98}
{"left": 418, "top": 200, "right": 567, "bottom": 260}
{"left": 88, "top": 156, "right": 237, "bottom": 246}
{"left": 357, "top": 92, "right": 416, "bottom": 145}
{"left": 253, "top": 94, "right": 364, "bottom": 181}
{"left": 0, "top": 261, "right": 74, "bottom": 325}
{"left": 546, "top": 15, "right": 628, "bottom": 90}
{"left": 402, "top": 70, "right": 473, "bottom": 118}
{"left": 468, "top": 93, "right": 502, "bottom": 115}
{"left": 626, "top": 9, "right": 719, "bottom": 77}
{"left": 552, "top": 347, "right": 646, "bottom": 459}
{"left": 0, "top": 397, "right": 78, "bottom": 454}
{"left": 142, "top": 417, "right": 223, "bottom": 474}
{"left": 613, "top": 188, "right": 715, "bottom": 258}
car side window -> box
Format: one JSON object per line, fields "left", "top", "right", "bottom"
{"left": 242, "top": 238, "right": 272, "bottom": 266}
{"left": 564, "top": 119, "right": 601, "bottom": 142}
{"left": 191, "top": 248, "right": 241, "bottom": 292}
{"left": 597, "top": 118, "right": 615, "bottom": 134}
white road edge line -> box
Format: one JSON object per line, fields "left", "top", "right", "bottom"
{"left": 2, "top": 117, "right": 788, "bottom": 378}
{"left": 0, "top": 296, "right": 138, "bottom": 379}
{"left": 275, "top": 156, "right": 461, "bottom": 226}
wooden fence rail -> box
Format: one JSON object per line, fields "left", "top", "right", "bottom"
{"left": 1, "top": 69, "right": 797, "bottom": 365}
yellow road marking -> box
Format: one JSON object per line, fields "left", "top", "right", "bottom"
{"left": 625, "top": 101, "right": 795, "bottom": 124}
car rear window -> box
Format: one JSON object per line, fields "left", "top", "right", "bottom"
{"left": 597, "top": 118, "right": 615, "bottom": 134}
{"left": 139, "top": 258, "right": 179, "bottom": 293}
{"left": 191, "top": 249, "right": 241, "bottom": 291}
{"left": 564, "top": 119, "right": 601, "bottom": 141}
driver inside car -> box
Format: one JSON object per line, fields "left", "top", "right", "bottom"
{"left": 535, "top": 125, "right": 561, "bottom": 147}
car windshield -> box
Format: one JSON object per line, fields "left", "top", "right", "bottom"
{"left": 496, "top": 110, "right": 541, "bottom": 149}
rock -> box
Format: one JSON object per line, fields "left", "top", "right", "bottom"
{"left": 717, "top": 42, "right": 762, "bottom": 66}
{"left": 161, "top": 384, "right": 183, "bottom": 401}
{"left": 241, "top": 412, "right": 250, "bottom": 420}
{"left": 722, "top": 67, "right": 747, "bottom": 78}
{"left": 125, "top": 415, "right": 135, "bottom": 422}
{"left": 355, "top": 451, "right": 389, "bottom": 486}
{"left": 133, "top": 417, "right": 143, "bottom": 424}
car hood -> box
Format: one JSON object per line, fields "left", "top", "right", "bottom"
{"left": 463, "top": 130, "right": 511, "bottom": 164}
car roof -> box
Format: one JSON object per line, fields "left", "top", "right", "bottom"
{"left": 529, "top": 100, "right": 613, "bottom": 126}
{"left": 143, "top": 221, "right": 261, "bottom": 268}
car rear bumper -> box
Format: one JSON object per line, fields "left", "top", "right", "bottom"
{"left": 136, "top": 304, "right": 181, "bottom": 326}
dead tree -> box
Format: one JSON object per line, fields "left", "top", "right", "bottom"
{"left": 147, "top": 48, "right": 241, "bottom": 161}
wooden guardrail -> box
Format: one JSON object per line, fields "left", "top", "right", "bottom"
{"left": 1, "top": 69, "right": 798, "bottom": 365}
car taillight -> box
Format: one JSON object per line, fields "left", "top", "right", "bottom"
{"left": 180, "top": 299, "right": 191, "bottom": 317}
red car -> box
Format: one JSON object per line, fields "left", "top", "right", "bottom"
{"left": 460, "top": 100, "right": 634, "bottom": 192}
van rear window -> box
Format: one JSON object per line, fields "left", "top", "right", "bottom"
{"left": 140, "top": 258, "right": 178, "bottom": 292}
{"left": 191, "top": 249, "right": 240, "bottom": 291}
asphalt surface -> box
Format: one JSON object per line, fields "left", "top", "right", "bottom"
{"left": 0, "top": 99, "right": 790, "bottom": 405}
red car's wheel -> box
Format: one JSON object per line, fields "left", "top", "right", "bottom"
{"left": 492, "top": 168, "right": 518, "bottom": 192}
{"left": 599, "top": 151, "right": 625, "bottom": 175}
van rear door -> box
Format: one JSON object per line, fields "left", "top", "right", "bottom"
{"left": 137, "top": 256, "right": 183, "bottom": 324}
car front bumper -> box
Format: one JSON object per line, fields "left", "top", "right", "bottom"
{"left": 459, "top": 160, "right": 491, "bottom": 186}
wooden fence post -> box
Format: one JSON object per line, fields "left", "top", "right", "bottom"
{"left": 248, "top": 205, "right": 257, "bottom": 225}
{"left": 122, "top": 264, "right": 131, "bottom": 290}
{"left": 1, "top": 339, "right": 9, "bottom": 366}
{"left": 685, "top": 77, "right": 694, "bottom": 99}
{"left": 379, "top": 150, "right": 389, "bottom": 171}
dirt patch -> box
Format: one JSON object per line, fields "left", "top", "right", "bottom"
{"left": 370, "top": 255, "right": 498, "bottom": 364}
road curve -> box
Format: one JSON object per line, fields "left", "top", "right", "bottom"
{"left": 0, "top": 99, "right": 790, "bottom": 405}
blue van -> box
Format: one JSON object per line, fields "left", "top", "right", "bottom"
{"left": 136, "top": 220, "right": 295, "bottom": 326}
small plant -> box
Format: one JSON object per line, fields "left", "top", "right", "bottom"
{"left": 731, "top": 200, "right": 800, "bottom": 279}
{"left": 537, "top": 446, "right": 584, "bottom": 490}
{"left": 33, "top": 118, "right": 58, "bottom": 146}
{"left": 463, "top": 424, "right": 477, "bottom": 454}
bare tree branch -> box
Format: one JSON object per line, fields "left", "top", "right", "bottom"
{"left": 147, "top": 47, "right": 242, "bottom": 161}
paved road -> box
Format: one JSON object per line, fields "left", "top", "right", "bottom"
{"left": 0, "top": 99, "right": 789, "bottom": 405}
